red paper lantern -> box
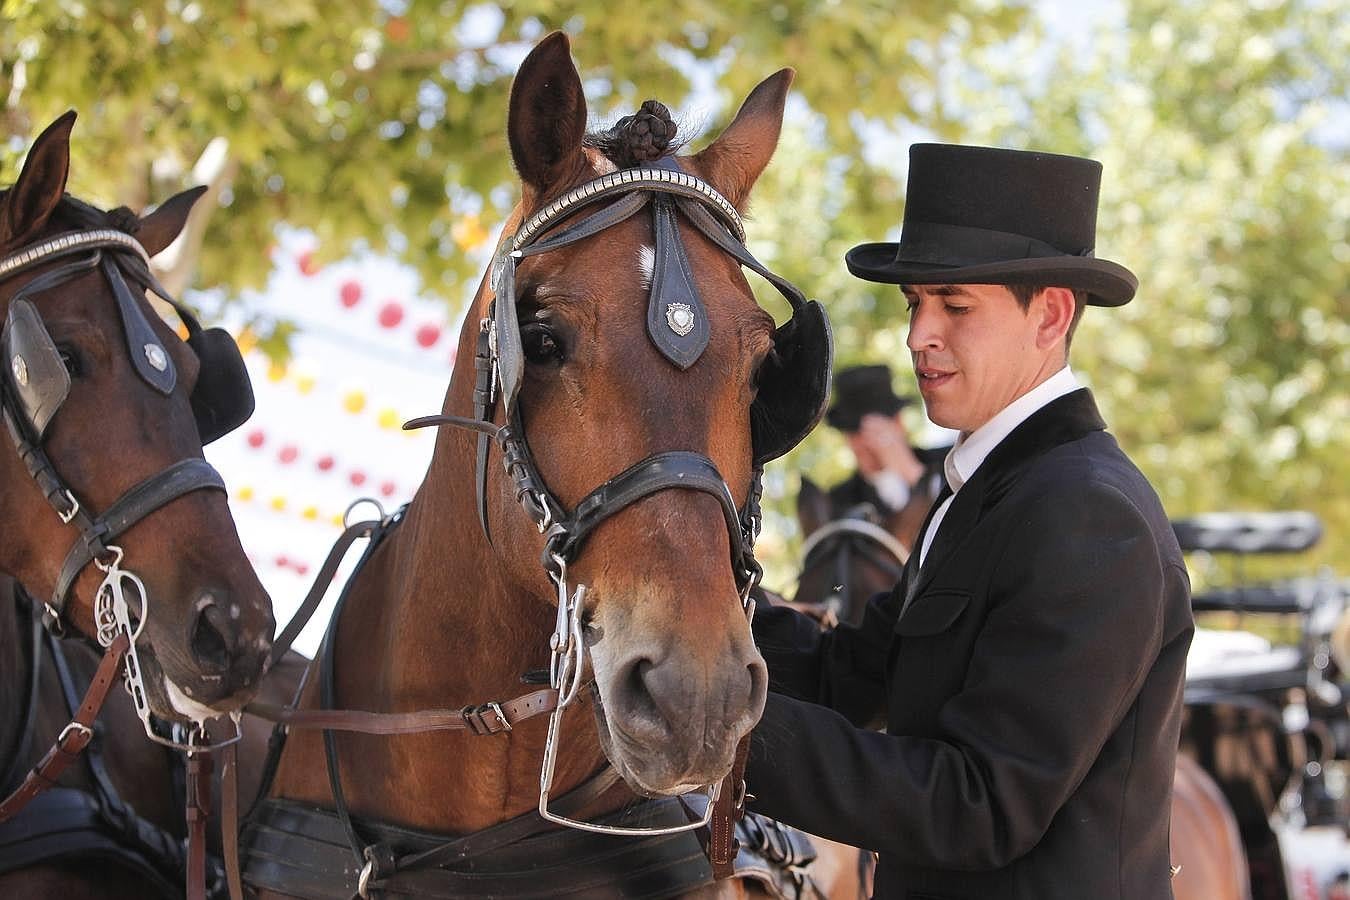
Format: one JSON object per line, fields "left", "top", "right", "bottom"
{"left": 378, "top": 302, "right": 404, "bottom": 329}
{"left": 339, "top": 280, "right": 363, "bottom": 308}
{"left": 415, "top": 323, "right": 441, "bottom": 348}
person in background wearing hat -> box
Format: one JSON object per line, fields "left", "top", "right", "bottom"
{"left": 746, "top": 144, "right": 1193, "bottom": 899}
{"left": 823, "top": 364, "right": 947, "bottom": 523}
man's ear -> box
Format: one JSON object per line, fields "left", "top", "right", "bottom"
{"left": 1034, "top": 286, "right": 1076, "bottom": 351}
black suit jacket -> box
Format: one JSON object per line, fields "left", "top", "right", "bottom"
{"left": 749, "top": 389, "right": 1193, "bottom": 900}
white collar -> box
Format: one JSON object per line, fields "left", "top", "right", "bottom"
{"left": 943, "top": 366, "right": 1080, "bottom": 492}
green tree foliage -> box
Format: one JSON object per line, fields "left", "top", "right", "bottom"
{"left": 0, "top": 0, "right": 1023, "bottom": 297}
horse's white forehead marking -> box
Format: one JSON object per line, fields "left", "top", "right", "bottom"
{"left": 637, "top": 245, "right": 655, "bottom": 290}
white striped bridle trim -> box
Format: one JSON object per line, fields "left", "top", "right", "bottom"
{"left": 0, "top": 229, "right": 151, "bottom": 281}
{"left": 512, "top": 167, "right": 745, "bottom": 250}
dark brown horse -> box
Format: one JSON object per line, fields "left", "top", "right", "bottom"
{"left": 0, "top": 112, "right": 274, "bottom": 896}
{"left": 789, "top": 462, "right": 1249, "bottom": 900}
{"left": 237, "top": 32, "right": 859, "bottom": 899}
{"left": 791, "top": 476, "right": 918, "bottom": 628}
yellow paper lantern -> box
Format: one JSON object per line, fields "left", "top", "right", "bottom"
{"left": 342, "top": 390, "right": 367, "bottom": 414}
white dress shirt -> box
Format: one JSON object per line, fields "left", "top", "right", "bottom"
{"left": 917, "top": 366, "right": 1081, "bottom": 568}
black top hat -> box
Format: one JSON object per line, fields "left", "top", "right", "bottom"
{"left": 845, "top": 144, "right": 1137, "bottom": 306}
{"left": 826, "top": 364, "right": 912, "bottom": 432}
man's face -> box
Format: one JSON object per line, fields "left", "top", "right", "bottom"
{"left": 903, "top": 283, "right": 1060, "bottom": 434}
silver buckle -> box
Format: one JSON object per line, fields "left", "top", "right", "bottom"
{"left": 57, "top": 490, "right": 80, "bottom": 524}
{"left": 58, "top": 722, "right": 93, "bottom": 745}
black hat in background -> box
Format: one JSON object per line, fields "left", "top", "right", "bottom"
{"left": 845, "top": 144, "right": 1137, "bottom": 307}
{"left": 826, "top": 364, "right": 912, "bottom": 432}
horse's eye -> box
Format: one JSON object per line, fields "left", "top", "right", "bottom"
{"left": 55, "top": 344, "right": 83, "bottom": 377}
{"left": 521, "top": 323, "right": 565, "bottom": 364}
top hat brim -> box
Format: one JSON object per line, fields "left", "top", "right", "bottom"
{"left": 845, "top": 242, "right": 1137, "bottom": 307}
{"left": 825, "top": 394, "right": 910, "bottom": 432}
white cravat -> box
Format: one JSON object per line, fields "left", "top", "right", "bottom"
{"left": 917, "top": 367, "right": 1081, "bottom": 568}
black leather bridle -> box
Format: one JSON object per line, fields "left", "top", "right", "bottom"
{"left": 409, "top": 160, "right": 832, "bottom": 606}
{"left": 797, "top": 512, "right": 909, "bottom": 624}
{"left": 0, "top": 230, "right": 229, "bottom": 637}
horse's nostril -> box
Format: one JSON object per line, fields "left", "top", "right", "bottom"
{"left": 190, "top": 602, "right": 234, "bottom": 672}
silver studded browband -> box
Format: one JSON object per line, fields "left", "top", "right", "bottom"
{"left": 0, "top": 229, "right": 151, "bottom": 280}
{"left": 513, "top": 167, "right": 745, "bottom": 249}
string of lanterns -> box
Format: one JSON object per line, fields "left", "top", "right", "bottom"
{"left": 239, "top": 426, "right": 410, "bottom": 500}
{"left": 296, "top": 250, "right": 461, "bottom": 367}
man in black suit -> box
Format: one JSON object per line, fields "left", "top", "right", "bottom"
{"left": 822, "top": 364, "right": 947, "bottom": 522}
{"left": 747, "top": 144, "right": 1193, "bottom": 899}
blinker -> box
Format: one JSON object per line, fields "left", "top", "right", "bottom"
{"left": 2, "top": 298, "right": 72, "bottom": 440}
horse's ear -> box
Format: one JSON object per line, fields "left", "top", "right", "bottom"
{"left": 508, "top": 32, "right": 588, "bottom": 199}
{"left": 691, "top": 69, "right": 794, "bottom": 210}
{"left": 136, "top": 186, "right": 207, "bottom": 258}
{"left": 797, "top": 475, "right": 832, "bottom": 537}
{"left": 1, "top": 110, "right": 76, "bottom": 246}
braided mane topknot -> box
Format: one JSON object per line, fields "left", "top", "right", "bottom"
{"left": 106, "top": 205, "right": 142, "bottom": 234}
{"left": 595, "top": 100, "right": 677, "bottom": 168}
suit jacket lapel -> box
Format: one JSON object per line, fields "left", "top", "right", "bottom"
{"left": 893, "top": 481, "right": 949, "bottom": 613}
{"left": 896, "top": 388, "right": 1108, "bottom": 621}
{"left": 903, "top": 478, "right": 985, "bottom": 610}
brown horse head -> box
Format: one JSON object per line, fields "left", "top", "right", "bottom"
{"left": 0, "top": 112, "right": 273, "bottom": 725}
{"left": 471, "top": 33, "right": 805, "bottom": 796}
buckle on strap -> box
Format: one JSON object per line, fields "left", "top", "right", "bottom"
{"left": 461, "top": 701, "right": 512, "bottom": 735}
{"left": 57, "top": 721, "right": 94, "bottom": 750}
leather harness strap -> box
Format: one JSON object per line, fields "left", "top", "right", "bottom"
{"left": 708, "top": 733, "right": 751, "bottom": 880}
{"left": 244, "top": 688, "right": 558, "bottom": 736}
{"left": 185, "top": 751, "right": 213, "bottom": 900}
{"left": 265, "top": 515, "right": 383, "bottom": 669}
{"left": 0, "top": 631, "right": 128, "bottom": 821}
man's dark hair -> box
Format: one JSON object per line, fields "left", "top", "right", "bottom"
{"left": 1007, "top": 284, "right": 1087, "bottom": 350}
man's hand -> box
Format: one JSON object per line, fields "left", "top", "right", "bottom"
{"left": 853, "top": 414, "right": 926, "bottom": 486}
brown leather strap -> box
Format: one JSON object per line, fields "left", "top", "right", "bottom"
{"left": 185, "top": 751, "right": 213, "bottom": 900}
{"left": 268, "top": 518, "right": 380, "bottom": 669}
{"left": 0, "top": 631, "right": 129, "bottom": 822}
{"left": 243, "top": 688, "right": 558, "bottom": 736}
{"left": 221, "top": 742, "right": 245, "bottom": 900}
{"left": 708, "top": 733, "right": 751, "bottom": 879}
